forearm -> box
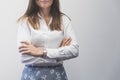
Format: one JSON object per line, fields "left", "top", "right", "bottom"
{"left": 45, "top": 43, "right": 79, "bottom": 61}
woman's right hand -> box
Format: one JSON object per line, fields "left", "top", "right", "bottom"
{"left": 59, "top": 37, "right": 72, "bottom": 47}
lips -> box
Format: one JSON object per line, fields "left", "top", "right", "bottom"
{"left": 40, "top": 0, "right": 49, "bottom": 2}
{"left": 40, "top": 1, "right": 49, "bottom": 3}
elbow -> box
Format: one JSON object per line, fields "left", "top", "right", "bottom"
{"left": 74, "top": 51, "right": 79, "bottom": 58}
{"left": 71, "top": 44, "right": 79, "bottom": 58}
{"left": 20, "top": 58, "right": 29, "bottom": 64}
{"left": 20, "top": 54, "right": 34, "bottom": 64}
{"left": 21, "top": 58, "right": 34, "bottom": 64}
{"left": 73, "top": 47, "right": 79, "bottom": 58}
{"left": 21, "top": 59, "right": 28, "bottom": 63}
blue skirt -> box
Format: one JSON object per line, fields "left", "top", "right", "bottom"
{"left": 21, "top": 64, "right": 68, "bottom": 80}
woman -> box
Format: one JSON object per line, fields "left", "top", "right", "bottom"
{"left": 17, "top": 0, "right": 79, "bottom": 80}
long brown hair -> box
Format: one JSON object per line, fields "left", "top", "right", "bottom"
{"left": 17, "top": 0, "right": 63, "bottom": 31}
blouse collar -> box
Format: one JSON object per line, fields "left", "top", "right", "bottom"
{"left": 37, "top": 12, "right": 53, "bottom": 26}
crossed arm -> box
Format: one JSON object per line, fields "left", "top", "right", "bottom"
{"left": 19, "top": 37, "right": 72, "bottom": 57}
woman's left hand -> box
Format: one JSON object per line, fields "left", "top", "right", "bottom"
{"left": 19, "top": 41, "right": 44, "bottom": 56}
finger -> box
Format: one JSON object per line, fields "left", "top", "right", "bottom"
{"left": 59, "top": 37, "right": 71, "bottom": 47}
{"left": 59, "top": 40, "right": 63, "bottom": 47}
{"left": 21, "top": 50, "right": 30, "bottom": 54}
{"left": 62, "top": 37, "right": 71, "bottom": 46}
{"left": 63, "top": 39, "right": 71, "bottom": 46}
{"left": 64, "top": 38, "right": 72, "bottom": 46}
{"left": 19, "top": 48, "right": 28, "bottom": 52}
{"left": 65, "top": 41, "right": 71, "bottom": 46}
{"left": 64, "top": 37, "right": 71, "bottom": 43}
{"left": 60, "top": 37, "right": 70, "bottom": 47}
{"left": 59, "top": 37, "right": 67, "bottom": 47}
{"left": 67, "top": 42, "right": 71, "bottom": 46}
{"left": 19, "top": 45, "right": 28, "bottom": 49}
{"left": 64, "top": 37, "right": 71, "bottom": 46}
{"left": 21, "top": 41, "right": 30, "bottom": 45}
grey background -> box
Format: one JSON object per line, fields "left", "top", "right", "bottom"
{"left": 0, "top": 0, "right": 120, "bottom": 80}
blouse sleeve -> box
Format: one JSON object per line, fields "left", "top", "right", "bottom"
{"left": 45, "top": 16, "right": 79, "bottom": 61}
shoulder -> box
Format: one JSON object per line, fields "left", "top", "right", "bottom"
{"left": 16, "top": 17, "right": 30, "bottom": 31}
{"left": 17, "top": 17, "right": 28, "bottom": 26}
{"left": 61, "top": 14, "right": 71, "bottom": 24}
{"left": 61, "top": 14, "right": 72, "bottom": 29}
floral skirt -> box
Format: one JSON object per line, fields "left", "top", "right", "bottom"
{"left": 21, "top": 64, "right": 68, "bottom": 80}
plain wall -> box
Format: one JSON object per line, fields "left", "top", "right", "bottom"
{"left": 0, "top": 0, "right": 120, "bottom": 80}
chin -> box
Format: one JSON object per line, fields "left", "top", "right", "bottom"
{"left": 41, "top": 6, "right": 50, "bottom": 9}
{"left": 40, "top": 4, "right": 50, "bottom": 8}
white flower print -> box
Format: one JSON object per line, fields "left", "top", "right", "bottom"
{"left": 61, "top": 71, "right": 64, "bottom": 75}
{"left": 41, "top": 75, "right": 47, "bottom": 80}
{"left": 29, "top": 75, "right": 35, "bottom": 80}
{"left": 50, "top": 69, "right": 55, "bottom": 74}
{"left": 24, "top": 73, "right": 27, "bottom": 79}
{"left": 36, "top": 71, "right": 41, "bottom": 77}
{"left": 56, "top": 72, "right": 61, "bottom": 80}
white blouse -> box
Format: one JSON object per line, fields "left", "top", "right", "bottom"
{"left": 17, "top": 13, "right": 79, "bottom": 66}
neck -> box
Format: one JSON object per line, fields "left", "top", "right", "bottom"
{"left": 40, "top": 8, "right": 51, "bottom": 18}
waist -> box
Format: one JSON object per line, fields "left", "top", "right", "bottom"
{"left": 25, "top": 64, "right": 63, "bottom": 68}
